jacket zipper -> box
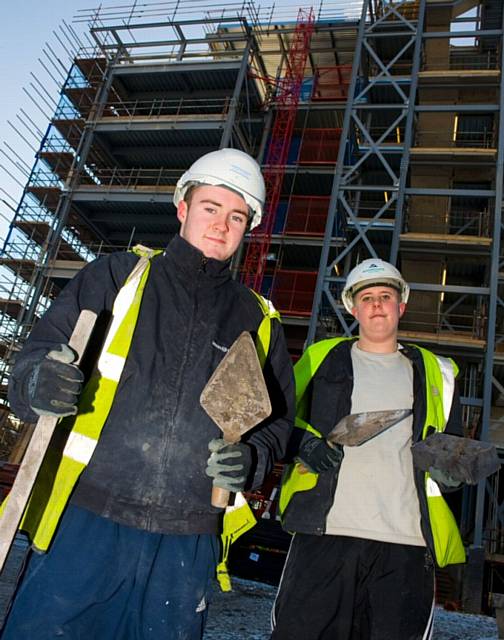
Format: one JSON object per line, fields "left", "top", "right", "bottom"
{"left": 148, "top": 256, "right": 207, "bottom": 527}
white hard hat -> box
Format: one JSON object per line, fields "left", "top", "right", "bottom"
{"left": 173, "top": 148, "right": 266, "bottom": 230}
{"left": 341, "top": 258, "right": 410, "bottom": 313}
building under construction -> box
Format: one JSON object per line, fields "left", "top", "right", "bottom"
{"left": 0, "top": 0, "right": 503, "bottom": 615}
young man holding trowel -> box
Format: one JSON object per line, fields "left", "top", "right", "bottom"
{"left": 271, "top": 258, "right": 465, "bottom": 640}
{"left": 1, "top": 148, "right": 294, "bottom": 640}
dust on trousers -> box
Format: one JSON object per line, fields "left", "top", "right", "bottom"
{"left": 0, "top": 505, "right": 218, "bottom": 640}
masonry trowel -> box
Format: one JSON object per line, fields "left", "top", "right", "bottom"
{"left": 298, "top": 408, "right": 412, "bottom": 474}
{"left": 200, "top": 331, "right": 272, "bottom": 508}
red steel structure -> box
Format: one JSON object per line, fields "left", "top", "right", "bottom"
{"left": 242, "top": 8, "right": 315, "bottom": 292}
{"left": 284, "top": 195, "right": 330, "bottom": 235}
{"left": 271, "top": 270, "right": 318, "bottom": 316}
{"left": 298, "top": 128, "right": 342, "bottom": 164}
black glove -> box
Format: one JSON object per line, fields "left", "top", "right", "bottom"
{"left": 205, "top": 438, "right": 253, "bottom": 492}
{"left": 27, "top": 344, "right": 84, "bottom": 417}
{"left": 429, "top": 466, "right": 461, "bottom": 489}
{"left": 298, "top": 432, "right": 344, "bottom": 474}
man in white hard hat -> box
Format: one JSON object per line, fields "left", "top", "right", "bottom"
{"left": 2, "top": 148, "right": 294, "bottom": 640}
{"left": 271, "top": 258, "right": 464, "bottom": 640}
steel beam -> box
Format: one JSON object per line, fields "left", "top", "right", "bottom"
{"left": 306, "top": 0, "right": 369, "bottom": 345}
{"left": 220, "top": 41, "right": 251, "bottom": 149}
{"left": 111, "top": 60, "right": 243, "bottom": 76}
{"left": 467, "top": 0, "right": 504, "bottom": 613}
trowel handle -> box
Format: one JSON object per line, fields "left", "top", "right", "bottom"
{"left": 210, "top": 435, "right": 235, "bottom": 509}
{"left": 211, "top": 486, "right": 231, "bottom": 509}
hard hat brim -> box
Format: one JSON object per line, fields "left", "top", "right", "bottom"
{"left": 351, "top": 279, "right": 403, "bottom": 297}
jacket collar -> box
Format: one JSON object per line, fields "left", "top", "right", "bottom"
{"left": 164, "top": 234, "right": 233, "bottom": 282}
{"left": 338, "top": 338, "right": 423, "bottom": 371}
{"left": 397, "top": 341, "right": 422, "bottom": 364}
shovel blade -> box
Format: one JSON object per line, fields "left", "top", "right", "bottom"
{"left": 327, "top": 409, "right": 412, "bottom": 447}
{"left": 200, "top": 331, "right": 272, "bottom": 443}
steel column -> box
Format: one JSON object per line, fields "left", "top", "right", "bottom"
{"left": 306, "top": 0, "right": 368, "bottom": 345}
{"left": 220, "top": 40, "right": 252, "bottom": 149}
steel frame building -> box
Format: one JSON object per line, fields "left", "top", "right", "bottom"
{"left": 0, "top": 0, "right": 502, "bottom": 612}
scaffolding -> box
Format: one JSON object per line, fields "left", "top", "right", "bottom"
{"left": 0, "top": 0, "right": 502, "bottom": 614}
{"left": 242, "top": 7, "right": 315, "bottom": 292}
{"left": 307, "top": 0, "right": 504, "bottom": 612}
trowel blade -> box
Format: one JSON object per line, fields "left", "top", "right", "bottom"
{"left": 327, "top": 409, "right": 412, "bottom": 447}
{"left": 200, "top": 331, "right": 272, "bottom": 443}
{"left": 411, "top": 432, "right": 501, "bottom": 485}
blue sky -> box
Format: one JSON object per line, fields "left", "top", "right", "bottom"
{"left": 0, "top": 2, "right": 95, "bottom": 238}
{"left": 0, "top": 0, "right": 364, "bottom": 241}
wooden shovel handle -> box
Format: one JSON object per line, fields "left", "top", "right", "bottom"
{"left": 211, "top": 486, "right": 231, "bottom": 509}
{"left": 0, "top": 309, "right": 97, "bottom": 574}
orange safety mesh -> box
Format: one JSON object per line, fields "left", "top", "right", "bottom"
{"left": 284, "top": 196, "right": 329, "bottom": 235}
{"left": 271, "top": 270, "right": 318, "bottom": 315}
{"left": 298, "top": 129, "right": 341, "bottom": 164}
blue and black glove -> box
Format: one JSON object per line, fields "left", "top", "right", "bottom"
{"left": 27, "top": 344, "right": 84, "bottom": 417}
{"left": 205, "top": 438, "right": 254, "bottom": 492}
{"left": 298, "top": 432, "right": 344, "bottom": 474}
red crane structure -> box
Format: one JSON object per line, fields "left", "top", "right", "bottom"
{"left": 242, "top": 8, "right": 315, "bottom": 292}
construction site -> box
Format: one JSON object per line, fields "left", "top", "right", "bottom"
{"left": 0, "top": 0, "right": 502, "bottom": 620}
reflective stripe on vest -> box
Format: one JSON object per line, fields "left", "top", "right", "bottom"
{"left": 249, "top": 289, "right": 281, "bottom": 368}
{"left": 216, "top": 492, "right": 257, "bottom": 592}
{"left": 279, "top": 339, "right": 465, "bottom": 567}
{"left": 19, "top": 246, "right": 161, "bottom": 550}
{"left": 278, "top": 337, "right": 354, "bottom": 517}
{"left": 415, "top": 346, "right": 465, "bottom": 567}
{"left": 15, "top": 252, "right": 277, "bottom": 569}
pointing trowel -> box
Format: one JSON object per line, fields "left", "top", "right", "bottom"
{"left": 298, "top": 408, "right": 412, "bottom": 474}
{"left": 200, "top": 331, "right": 272, "bottom": 508}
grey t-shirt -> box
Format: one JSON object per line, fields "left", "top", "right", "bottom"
{"left": 325, "top": 342, "right": 425, "bottom": 546}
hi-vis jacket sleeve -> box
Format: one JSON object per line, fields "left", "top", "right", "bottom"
{"left": 8, "top": 253, "right": 139, "bottom": 422}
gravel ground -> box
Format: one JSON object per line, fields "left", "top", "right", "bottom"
{"left": 204, "top": 577, "right": 499, "bottom": 640}
{"left": 0, "top": 541, "right": 499, "bottom": 639}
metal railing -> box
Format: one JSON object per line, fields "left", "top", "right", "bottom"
{"left": 360, "top": 123, "right": 491, "bottom": 152}
{"left": 26, "top": 166, "right": 178, "bottom": 190}
{"left": 0, "top": 240, "right": 45, "bottom": 264}
{"left": 27, "top": 170, "right": 63, "bottom": 189}
{"left": 414, "top": 128, "right": 495, "bottom": 149}
{"left": 318, "top": 285, "right": 487, "bottom": 341}
{"left": 422, "top": 49, "right": 499, "bottom": 72}
{"left": 55, "top": 96, "right": 235, "bottom": 121}
{"left": 75, "top": 166, "right": 182, "bottom": 190}
{"left": 103, "top": 97, "right": 234, "bottom": 119}
{"left": 399, "top": 302, "right": 486, "bottom": 340}
{"left": 404, "top": 207, "right": 491, "bottom": 238}
{"left": 40, "top": 137, "right": 76, "bottom": 155}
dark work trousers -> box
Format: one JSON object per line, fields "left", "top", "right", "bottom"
{"left": 0, "top": 504, "right": 218, "bottom": 640}
{"left": 271, "top": 533, "right": 435, "bottom": 640}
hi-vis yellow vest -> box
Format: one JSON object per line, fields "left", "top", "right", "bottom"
{"left": 9, "top": 246, "right": 280, "bottom": 589}
{"left": 216, "top": 289, "right": 281, "bottom": 592}
{"left": 279, "top": 337, "right": 466, "bottom": 568}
